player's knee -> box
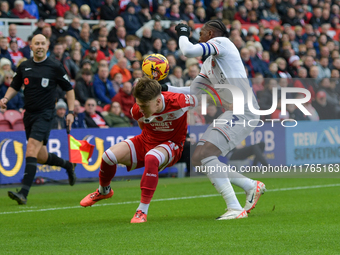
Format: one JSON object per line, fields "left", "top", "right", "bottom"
{"left": 102, "top": 149, "right": 118, "bottom": 166}
{"left": 145, "top": 149, "right": 166, "bottom": 169}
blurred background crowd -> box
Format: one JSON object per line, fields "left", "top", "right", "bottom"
{"left": 0, "top": 0, "right": 340, "bottom": 131}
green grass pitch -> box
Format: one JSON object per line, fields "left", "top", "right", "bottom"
{"left": 1, "top": 177, "right": 340, "bottom": 254}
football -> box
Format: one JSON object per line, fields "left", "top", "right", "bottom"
{"left": 142, "top": 54, "right": 170, "bottom": 81}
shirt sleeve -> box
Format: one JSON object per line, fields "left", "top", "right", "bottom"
{"left": 131, "top": 104, "right": 142, "bottom": 121}
{"left": 55, "top": 62, "right": 73, "bottom": 91}
{"left": 177, "top": 93, "right": 198, "bottom": 111}
{"left": 179, "top": 36, "right": 218, "bottom": 58}
{"left": 10, "top": 66, "right": 23, "bottom": 91}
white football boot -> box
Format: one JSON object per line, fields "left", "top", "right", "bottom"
{"left": 244, "top": 181, "right": 266, "bottom": 213}
{"left": 216, "top": 209, "right": 248, "bottom": 220}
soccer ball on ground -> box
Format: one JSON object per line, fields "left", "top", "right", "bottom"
{"left": 142, "top": 54, "right": 170, "bottom": 81}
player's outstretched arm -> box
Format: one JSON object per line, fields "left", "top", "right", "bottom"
{"left": 175, "top": 23, "right": 204, "bottom": 58}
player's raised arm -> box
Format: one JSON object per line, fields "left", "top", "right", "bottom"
{"left": 176, "top": 21, "right": 228, "bottom": 58}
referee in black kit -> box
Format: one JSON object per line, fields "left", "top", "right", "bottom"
{"left": 0, "top": 34, "right": 77, "bottom": 205}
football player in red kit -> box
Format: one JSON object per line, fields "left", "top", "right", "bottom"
{"left": 80, "top": 76, "right": 197, "bottom": 223}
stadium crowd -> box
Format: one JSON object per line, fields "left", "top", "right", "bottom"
{"left": 0, "top": 0, "right": 340, "bottom": 131}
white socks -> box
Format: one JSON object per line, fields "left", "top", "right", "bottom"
{"left": 99, "top": 185, "right": 111, "bottom": 195}
{"left": 137, "top": 203, "right": 150, "bottom": 215}
{"left": 229, "top": 171, "right": 257, "bottom": 192}
{"left": 202, "top": 156, "right": 243, "bottom": 210}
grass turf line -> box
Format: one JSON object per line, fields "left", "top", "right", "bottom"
{"left": 0, "top": 177, "right": 339, "bottom": 254}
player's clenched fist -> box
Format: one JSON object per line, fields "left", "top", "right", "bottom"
{"left": 175, "top": 23, "right": 190, "bottom": 38}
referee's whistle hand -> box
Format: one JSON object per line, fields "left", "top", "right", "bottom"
{"left": 66, "top": 114, "right": 74, "bottom": 130}
{"left": 0, "top": 98, "right": 8, "bottom": 109}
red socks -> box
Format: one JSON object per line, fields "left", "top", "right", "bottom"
{"left": 140, "top": 155, "right": 159, "bottom": 204}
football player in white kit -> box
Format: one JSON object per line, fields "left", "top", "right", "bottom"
{"left": 164, "top": 20, "right": 266, "bottom": 220}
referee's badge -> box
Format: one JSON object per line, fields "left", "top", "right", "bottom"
{"left": 41, "top": 78, "right": 49, "bottom": 87}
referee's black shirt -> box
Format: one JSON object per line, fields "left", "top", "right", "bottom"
{"left": 11, "top": 57, "right": 73, "bottom": 113}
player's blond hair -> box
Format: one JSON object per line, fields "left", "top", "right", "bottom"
{"left": 133, "top": 76, "right": 161, "bottom": 102}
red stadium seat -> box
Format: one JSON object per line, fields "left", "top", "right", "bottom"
{"left": 0, "top": 120, "right": 13, "bottom": 131}
{"left": 0, "top": 112, "right": 4, "bottom": 120}
{"left": 12, "top": 119, "right": 25, "bottom": 131}
{"left": 4, "top": 110, "right": 23, "bottom": 126}
{"left": 103, "top": 104, "right": 111, "bottom": 112}
{"left": 96, "top": 105, "right": 103, "bottom": 112}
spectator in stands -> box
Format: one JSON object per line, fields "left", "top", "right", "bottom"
{"left": 139, "top": 28, "right": 153, "bottom": 56}
{"left": 93, "top": 66, "right": 116, "bottom": 106}
{"left": 103, "top": 101, "right": 131, "bottom": 128}
{"left": 41, "top": 24, "right": 56, "bottom": 51}
{"left": 317, "top": 57, "right": 331, "bottom": 83}
{"left": 148, "top": 38, "right": 167, "bottom": 56}
{"left": 223, "top": 0, "right": 236, "bottom": 23}
{"left": 72, "top": 99, "right": 86, "bottom": 128}
{"left": 122, "top": 3, "right": 142, "bottom": 35}
{"left": 20, "top": 35, "right": 31, "bottom": 59}
{"left": 115, "top": 26, "right": 127, "bottom": 49}
{"left": 180, "top": 4, "right": 199, "bottom": 23}
{"left": 109, "top": 49, "right": 124, "bottom": 70}
{"left": 79, "top": 4, "right": 92, "bottom": 20}
{"left": 138, "top": 3, "right": 152, "bottom": 25}
{"left": 24, "top": 0, "right": 39, "bottom": 19}
{"left": 152, "top": 21, "right": 169, "bottom": 50}
{"left": 294, "top": 67, "right": 316, "bottom": 100}
{"left": 11, "top": 0, "right": 35, "bottom": 19}
{"left": 85, "top": 41, "right": 105, "bottom": 62}
{"left": 124, "top": 46, "right": 137, "bottom": 68}
{"left": 108, "top": 16, "right": 124, "bottom": 39}
{"left": 51, "top": 99, "right": 67, "bottom": 130}
{"left": 33, "top": 17, "right": 45, "bottom": 35}
{"left": 98, "top": 35, "right": 112, "bottom": 62}
{"left": 319, "top": 77, "right": 340, "bottom": 115}
{"left": 164, "top": 22, "right": 178, "bottom": 41}
{"left": 309, "top": 6, "right": 323, "bottom": 28}
{"left": 195, "top": 7, "right": 206, "bottom": 24}
{"left": 99, "top": 0, "right": 118, "bottom": 20}
{"left": 312, "top": 90, "right": 337, "bottom": 119}
{"left": 183, "top": 64, "right": 199, "bottom": 86}
{"left": 35, "top": 0, "right": 56, "bottom": 20}
{"left": 152, "top": 4, "right": 168, "bottom": 21}
{"left": 276, "top": 57, "right": 291, "bottom": 78}
{"left": 110, "top": 57, "right": 132, "bottom": 83}
{"left": 252, "top": 73, "right": 265, "bottom": 95}
{"left": 0, "top": 37, "right": 15, "bottom": 71}
{"left": 80, "top": 98, "right": 109, "bottom": 128}
{"left": 52, "top": 17, "right": 67, "bottom": 39}
{"left": 131, "top": 68, "right": 143, "bottom": 82}
{"left": 64, "top": 3, "right": 81, "bottom": 19}
{"left": 169, "top": 66, "right": 184, "bottom": 87}
{"left": 111, "top": 81, "right": 135, "bottom": 120}
{"left": 206, "top": 0, "right": 221, "bottom": 20}
{"left": 8, "top": 39, "right": 24, "bottom": 66}
{"left": 241, "top": 47, "right": 261, "bottom": 78}
{"left": 51, "top": 43, "right": 79, "bottom": 83}
{"left": 74, "top": 68, "right": 94, "bottom": 106}
{"left": 67, "top": 17, "right": 81, "bottom": 41}
{"left": 0, "top": 1, "right": 18, "bottom": 18}
{"left": 55, "top": 0, "right": 69, "bottom": 17}
{"left": 167, "top": 3, "right": 181, "bottom": 21}
{"left": 288, "top": 55, "right": 301, "bottom": 77}
{"left": 164, "top": 38, "right": 180, "bottom": 60}
{"left": 0, "top": 70, "right": 23, "bottom": 112}
{"left": 78, "top": 28, "right": 90, "bottom": 55}
{"left": 257, "top": 78, "right": 277, "bottom": 114}
{"left": 7, "top": 24, "right": 26, "bottom": 49}
{"left": 234, "top": 6, "right": 249, "bottom": 24}
{"left": 111, "top": 72, "right": 123, "bottom": 93}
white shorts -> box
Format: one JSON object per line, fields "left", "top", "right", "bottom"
{"left": 198, "top": 107, "right": 259, "bottom": 156}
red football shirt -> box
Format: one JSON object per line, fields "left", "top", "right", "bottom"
{"left": 131, "top": 92, "right": 197, "bottom": 147}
